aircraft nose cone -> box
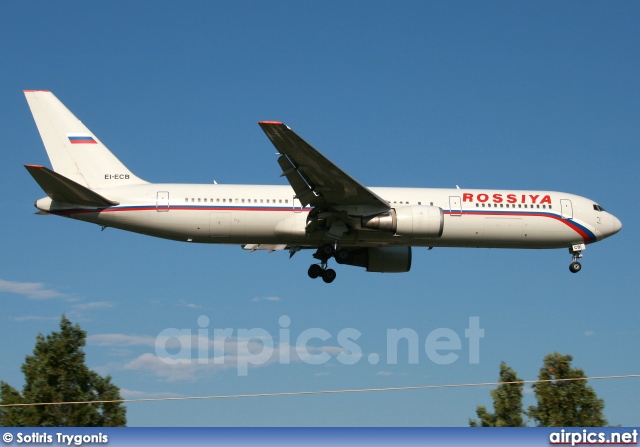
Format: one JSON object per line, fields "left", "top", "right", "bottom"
{"left": 611, "top": 215, "right": 622, "bottom": 235}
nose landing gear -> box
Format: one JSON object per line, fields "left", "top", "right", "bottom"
{"left": 569, "top": 244, "right": 585, "bottom": 273}
{"left": 569, "top": 261, "right": 582, "bottom": 273}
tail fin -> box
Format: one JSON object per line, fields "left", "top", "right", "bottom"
{"left": 24, "top": 90, "right": 147, "bottom": 189}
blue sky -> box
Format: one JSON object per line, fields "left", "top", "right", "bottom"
{"left": 1, "top": 1, "right": 638, "bottom": 426}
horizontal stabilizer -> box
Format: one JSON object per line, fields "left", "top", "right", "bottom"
{"left": 24, "top": 165, "right": 118, "bottom": 207}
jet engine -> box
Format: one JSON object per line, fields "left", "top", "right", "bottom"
{"left": 361, "top": 206, "right": 444, "bottom": 238}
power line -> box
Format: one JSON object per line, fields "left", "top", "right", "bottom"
{"left": 1, "top": 373, "right": 638, "bottom": 408}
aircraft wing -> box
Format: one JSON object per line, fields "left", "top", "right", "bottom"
{"left": 258, "top": 122, "right": 390, "bottom": 214}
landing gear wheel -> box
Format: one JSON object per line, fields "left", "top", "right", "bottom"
{"left": 335, "top": 248, "right": 351, "bottom": 264}
{"left": 308, "top": 264, "right": 323, "bottom": 279}
{"left": 310, "top": 245, "right": 338, "bottom": 282}
{"left": 322, "top": 268, "right": 337, "bottom": 283}
{"left": 568, "top": 244, "right": 585, "bottom": 274}
{"left": 318, "top": 243, "right": 335, "bottom": 260}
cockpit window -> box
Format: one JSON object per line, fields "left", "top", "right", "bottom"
{"left": 593, "top": 204, "right": 606, "bottom": 212}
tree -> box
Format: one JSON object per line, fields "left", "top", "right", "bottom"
{"left": 528, "top": 353, "right": 607, "bottom": 427}
{"left": 470, "top": 362, "right": 525, "bottom": 427}
{"left": 0, "top": 315, "right": 126, "bottom": 427}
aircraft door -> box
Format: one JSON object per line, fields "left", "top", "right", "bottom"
{"left": 293, "top": 196, "right": 302, "bottom": 213}
{"left": 156, "top": 191, "right": 169, "bottom": 212}
{"left": 449, "top": 196, "right": 462, "bottom": 216}
{"left": 560, "top": 199, "right": 573, "bottom": 219}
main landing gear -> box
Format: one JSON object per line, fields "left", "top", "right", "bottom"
{"left": 308, "top": 243, "right": 339, "bottom": 283}
{"left": 308, "top": 263, "right": 336, "bottom": 283}
{"left": 569, "top": 244, "right": 585, "bottom": 273}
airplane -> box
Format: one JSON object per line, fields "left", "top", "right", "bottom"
{"left": 23, "top": 90, "right": 622, "bottom": 283}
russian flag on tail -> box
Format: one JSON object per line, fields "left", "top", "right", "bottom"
{"left": 67, "top": 133, "right": 97, "bottom": 144}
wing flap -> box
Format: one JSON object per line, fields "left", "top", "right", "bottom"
{"left": 277, "top": 155, "right": 317, "bottom": 206}
{"left": 25, "top": 165, "right": 118, "bottom": 207}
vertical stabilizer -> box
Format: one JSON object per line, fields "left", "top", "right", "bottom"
{"left": 24, "top": 90, "right": 147, "bottom": 188}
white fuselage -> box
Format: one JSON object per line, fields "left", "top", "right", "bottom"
{"left": 36, "top": 183, "right": 622, "bottom": 250}
{"left": 23, "top": 90, "right": 623, "bottom": 280}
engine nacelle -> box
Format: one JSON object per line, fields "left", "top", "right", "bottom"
{"left": 341, "top": 246, "right": 412, "bottom": 273}
{"left": 361, "top": 206, "right": 444, "bottom": 238}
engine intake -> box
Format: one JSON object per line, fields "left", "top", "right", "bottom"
{"left": 361, "top": 206, "right": 444, "bottom": 238}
